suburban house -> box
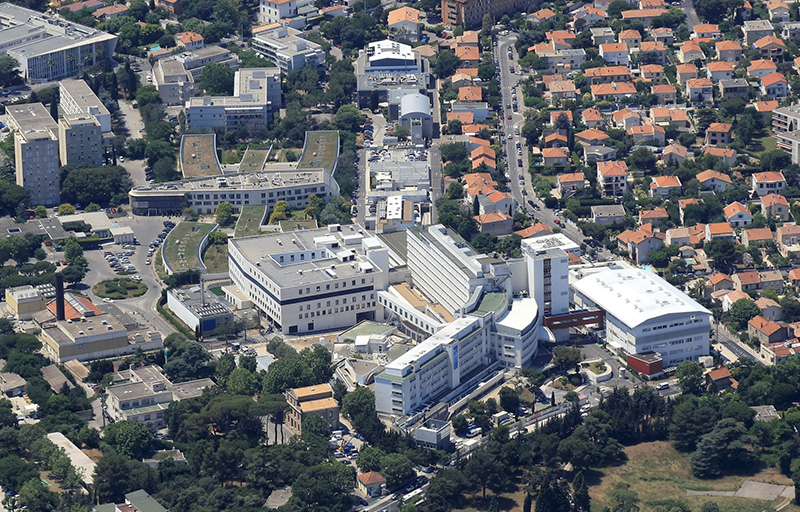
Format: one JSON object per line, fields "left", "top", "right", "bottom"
{"left": 762, "top": 193, "right": 791, "bottom": 221}
{"left": 649, "top": 175, "right": 681, "bottom": 198}
{"left": 617, "top": 225, "right": 664, "bottom": 264}
{"left": 748, "top": 59, "right": 778, "bottom": 79}
{"left": 557, "top": 173, "right": 588, "bottom": 198}
{"left": 742, "top": 227, "right": 775, "bottom": 246}
{"left": 753, "top": 35, "right": 785, "bottom": 60}
{"left": 761, "top": 72, "right": 789, "bottom": 98}
{"left": 628, "top": 124, "right": 666, "bottom": 145}
{"left": 705, "top": 222, "right": 736, "bottom": 242}
{"left": 697, "top": 169, "right": 732, "bottom": 192}
{"left": 542, "top": 147, "right": 570, "bottom": 166}
{"left": 590, "top": 82, "right": 637, "bottom": 101}
{"left": 751, "top": 171, "right": 787, "bottom": 196}
{"left": 676, "top": 64, "right": 698, "bottom": 85}
{"left": 716, "top": 40, "right": 744, "bottom": 62}
{"left": 597, "top": 160, "right": 631, "bottom": 196}
{"left": 707, "top": 61, "right": 734, "bottom": 81}
{"left": 599, "top": 43, "right": 630, "bottom": 65}
{"left": 591, "top": 205, "right": 626, "bottom": 225}
{"left": 723, "top": 201, "right": 753, "bottom": 228}
{"left": 678, "top": 41, "right": 705, "bottom": 63}
{"left": 777, "top": 224, "right": 800, "bottom": 257}
{"left": 705, "top": 123, "right": 734, "bottom": 146}
{"left": 685, "top": 78, "right": 714, "bottom": 101}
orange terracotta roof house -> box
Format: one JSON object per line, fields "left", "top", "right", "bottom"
{"left": 458, "top": 86, "right": 482, "bottom": 102}
{"left": 515, "top": 223, "right": 553, "bottom": 238}
{"left": 446, "top": 111, "right": 473, "bottom": 124}
{"left": 387, "top": 6, "right": 420, "bottom": 25}
{"left": 650, "top": 175, "right": 681, "bottom": 197}
{"left": 575, "top": 127, "right": 610, "bottom": 144}
{"left": 597, "top": 160, "right": 629, "bottom": 177}
{"left": 550, "top": 111, "right": 573, "bottom": 124}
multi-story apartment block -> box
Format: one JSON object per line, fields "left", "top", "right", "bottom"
{"left": 59, "top": 80, "right": 111, "bottom": 134}
{"left": 251, "top": 23, "right": 325, "bottom": 72}
{"left": 58, "top": 114, "right": 102, "bottom": 167}
{"left": 597, "top": 160, "right": 631, "bottom": 196}
{"left": 285, "top": 384, "right": 340, "bottom": 434}
{"left": 6, "top": 103, "right": 59, "bottom": 207}
{"left": 441, "top": 0, "right": 532, "bottom": 27}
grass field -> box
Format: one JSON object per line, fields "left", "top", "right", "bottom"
{"left": 757, "top": 135, "right": 777, "bottom": 156}
{"left": 181, "top": 135, "right": 222, "bottom": 178}
{"left": 297, "top": 130, "right": 339, "bottom": 172}
{"left": 240, "top": 149, "right": 269, "bottom": 171}
{"left": 202, "top": 243, "right": 229, "bottom": 273}
{"left": 164, "top": 222, "right": 215, "bottom": 272}
{"left": 234, "top": 205, "right": 267, "bottom": 237}
{"left": 92, "top": 278, "right": 147, "bottom": 299}
{"left": 590, "top": 441, "right": 800, "bottom": 512}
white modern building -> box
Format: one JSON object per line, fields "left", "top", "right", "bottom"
{"left": 186, "top": 68, "right": 281, "bottom": 131}
{"left": 251, "top": 23, "right": 325, "bottom": 72}
{"left": 523, "top": 243, "right": 570, "bottom": 320}
{"left": 7, "top": 102, "right": 60, "bottom": 207}
{"left": 58, "top": 114, "right": 102, "bottom": 167}
{"left": 228, "top": 224, "right": 390, "bottom": 335}
{"left": 59, "top": 80, "right": 112, "bottom": 134}
{"left": 0, "top": 3, "right": 117, "bottom": 83}
{"left": 399, "top": 93, "right": 433, "bottom": 142}
{"left": 361, "top": 40, "right": 422, "bottom": 73}
{"left": 406, "top": 224, "right": 511, "bottom": 315}
{"left": 570, "top": 266, "right": 711, "bottom": 366}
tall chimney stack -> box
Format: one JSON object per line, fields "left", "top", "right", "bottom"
{"left": 55, "top": 272, "right": 65, "bottom": 321}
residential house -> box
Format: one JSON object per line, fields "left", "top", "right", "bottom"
{"left": 175, "top": 31, "right": 204, "bottom": 50}
{"left": 680, "top": 198, "right": 704, "bottom": 225}
{"left": 546, "top": 80, "right": 578, "bottom": 103}
{"left": 92, "top": 3, "right": 129, "bottom": 20}
{"left": 706, "top": 123, "right": 734, "bottom": 146}
{"left": 515, "top": 223, "right": 552, "bottom": 238}
{"left": 705, "top": 367, "right": 738, "bottom": 392}
{"left": 628, "top": 124, "right": 666, "bottom": 145}
{"left": 706, "top": 222, "right": 736, "bottom": 242}
{"left": 719, "top": 79, "right": 751, "bottom": 99}
{"left": 767, "top": 0, "right": 790, "bottom": 23}
{"left": 693, "top": 23, "right": 721, "bottom": 40}
{"left": 574, "top": 6, "right": 606, "bottom": 27}
{"left": 784, "top": 22, "right": 800, "bottom": 39}
{"left": 676, "top": 64, "right": 698, "bottom": 85}
{"left": 652, "top": 83, "right": 678, "bottom": 104}
{"left": 641, "top": 64, "right": 665, "bottom": 83}
{"left": 640, "top": 207, "right": 669, "bottom": 225}
{"left": 597, "top": 160, "right": 631, "bottom": 196}
{"left": 581, "top": 108, "right": 605, "bottom": 128}
{"left": 705, "top": 147, "right": 737, "bottom": 165}
{"left": 529, "top": 7, "right": 557, "bottom": 24}
{"left": 777, "top": 223, "right": 800, "bottom": 257}
{"left": 650, "top": 175, "right": 681, "bottom": 197}
{"left": 474, "top": 212, "right": 514, "bottom": 236}
{"left": 761, "top": 72, "right": 789, "bottom": 98}
{"left": 663, "top": 143, "right": 689, "bottom": 165}
{"left": 743, "top": 20, "right": 775, "bottom": 45}
{"left": 357, "top": 472, "right": 387, "bottom": 497}
{"left": 753, "top": 35, "right": 786, "bottom": 59}
{"left": 455, "top": 45, "right": 480, "bottom": 67}
{"left": 756, "top": 297, "right": 783, "bottom": 321}
{"left": 543, "top": 132, "right": 568, "bottom": 147}
{"left": 542, "top": 147, "right": 570, "bottom": 166}
{"left": 590, "top": 27, "right": 616, "bottom": 45}
{"left": 716, "top": 40, "right": 744, "bottom": 62}
{"left": 722, "top": 290, "right": 754, "bottom": 311}
{"left": 748, "top": 59, "right": 778, "bottom": 79}
{"left": 739, "top": 0, "right": 753, "bottom": 21}
{"left": 613, "top": 108, "right": 641, "bottom": 130}
{"left": 591, "top": 204, "right": 626, "bottom": 225}
{"left": 575, "top": 127, "right": 611, "bottom": 145}
{"left": 678, "top": 41, "right": 706, "bottom": 63}
{"left": 707, "top": 61, "right": 734, "bottom": 81}
{"left": 619, "top": 29, "right": 642, "bottom": 50}
{"left": 651, "top": 27, "right": 675, "bottom": 44}
{"left": 639, "top": 41, "right": 668, "bottom": 64}
{"left": 557, "top": 173, "right": 588, "bottom": 198}
{"left": 762, "top": 193, "right": 791, "bottom": 221}
{"left": 666, "top": 227, "right": 692, "bottom": 247}
{"left": 583, "top": 145, "right": 618, "bottom": 164}
{"left": 584, "top": 66, "right": 631, "bottom": 84}
{"left": 733, "top": 270, "right": 761, "bottom": 293}
{"left": 751, "top": 171, "right": 787, "bottom": 196}
{"left": 285, "top": 384, "right": 340, "bottom": 434}
{"left": 748, "top": 315, "right": 789, "bottom": 345}
{"left": 621, "top": 9, "right": 669, "bottom": 27}
{"left": 549, "top": 110, "right": 573, "bottom": 125}
{"left": 651, "top": 108, "right": 690, "bottom": 129}
{"left": 590, "top": 82, "right": 637, "bottom": 101}
{"left": 599, "top": 43, "right": 630, "bottom": 65}
{"left": 742, "top": 227, "right": 774, "bottom": 245}
{"left": 706, "top": 272, "right": 735, "bottom": 297}
{"left": 685, "top": 78, "right": 714, "bottom": 102}
{"left": 697, "top": 169, "right": 732, "bottom": 192}
{"left": 617, "top": 225, "right": 664, "bottom": 263}
{"left": 723, "top": 201, "right": 752, "bottom": 227}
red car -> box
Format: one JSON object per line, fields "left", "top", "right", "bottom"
{"left": 553, "top": 219, "right": 561, "bottom": 226}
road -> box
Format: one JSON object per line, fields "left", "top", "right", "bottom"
{"left": 429, "top": 144, "right": 442, "bottom": 224}
{"left": 682, "top": 0, "right": 701, "bottom": 32}
{"left": 714, "top": 320, "right": 766, "bottom": 366}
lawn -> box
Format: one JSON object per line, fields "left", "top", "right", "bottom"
{"left": 240, "top": 149, "right": 269, "bottom": 171}
{"left": 584, "top": 361, "right": 607, "bottom": 375}
{"left": 93, "top": 278, "right": 147, "bottom": 299}
{"left": 203, "top": 243, "right": 229, "bottom": 273}
{"left": 180, "top": 135, "right": 222, "bottom": 178}
{"left": 757, "top": 135, "right": 777, "bottom": 156}
{"left": 297, "top": 130, "right": 339, "bottom": 172}
{"left": 234, "top": 205, "right": 267, "bottom": 238}
{"left": 164, "top": 222, "right": 215, "bottom": 272}
{"left": 590, "top": 441, "right": 800, "bottom": 512}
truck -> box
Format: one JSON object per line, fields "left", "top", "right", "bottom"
{"left": 492, "top": 410, "right": 510, "bottom": 426}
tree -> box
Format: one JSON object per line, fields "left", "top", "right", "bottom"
{"left": 499, "top": 387, "right": 520, "bottom": 415}
{"left": 104, "top": 420, "right": 153, "bottom": 459}
{"left": 0, "top": 454, "right": 39, "bottom": 491}
{"left": 61, "top": 264, "right": 87, "bottom": 284}
{"left": 705, "top": 239, "right": 736, "bottom": 270}
{"left": 465, "top": 445, "right": 505, "bottom": 499}
{"left": 627, "top": 147, "right": 657, "bottom": 172}
{"left": 63, "top": 237, "right": 83, "bottom": 265}
{"left": 57, "top": 203, "right": 76, "bottom": 215}
{"left": 341, "top": 387, "right": 383, "bottom": 442}
{"left": 675, "top": 361, "right": 704, "bottom": 396}
{"left": 691, "top": 419, "right": 755, "bottom": 478}
{"left": 357, "top": 446, "right": 386, "bottom": 472}
{"left": 432, "top": 50, "right": 460, "bottom": 78}
{"left": 729, "top": 299, "right": 761, "bottom": 330}
{"left": 34, "top": 205, "right": 47, "bottom": 219}
{"left": 0, "top": 55, "right": 21, "bottom": 87}
{"left": 380, "top": 453, "right": 414, "bottom": 488}
{"left": 452, "top": 414, "right": 469, "bottom": 436}
{"left": 60, "top": 165, "right": 132, "bottom": 207}
{"left": 781, "top": 297, "right": 800, "bottom": 322}
{"left": 269, "top": 200, "right": 291, "bottom": 224}
{"left": 201, "top": 64, "right": 235, "bottom": 95}
{"left": 17, "top": 479, "right": 59, "bottom": 511}
{"left": 573, "top": 471, "right": 591, "bottom": 512}
{"left": 215, "top": 202, "right": 235, "bottom": 225}
{"left": 290, "top": 462, "right": 355, "bottom": 512}
{"left": 93, "top": 453, "right": 154, "bottom": 503}
{"left": 607, "top": 0, "right": 637, "bottom": 17}
{"left": 333, "top": 104, "right": 365, "bottom": 133}
{"left": 552, "top": 346, "right": 584, "bottom": 374}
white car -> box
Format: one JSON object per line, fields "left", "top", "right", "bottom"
{"left": 145, "top": 258, "right": 151, "bottom": 265}
{"left": 102, "top": 297, "right": 114, "bottom": 303}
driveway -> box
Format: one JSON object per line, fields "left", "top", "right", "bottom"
{"left": 118, "top": 99, "right": 145, "bottom": 139}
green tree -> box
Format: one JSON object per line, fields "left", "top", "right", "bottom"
{"left": 17, "top": 479, "right": 59, "bottom": 511}
{"left": 675, "top": 361, "right": 704, "bottom": 396}
{"left": 0, "top": 455, "right": 39, "bottom": 491}
{"left": 573, "top": 471, "right": 591, "bottom": 512}
{"left": 63, "top": 237, "right": 83, "bottom": 265}
{"left": 432, "top": 50, "right": 460, "bottom": 78}
{"left": 34, "top": 205, "right": 47, "bottom": 219}
{"left": 333, "top": 104, "right": 365, "bottom": 133}
{"left": 215, "top": 202, "right": 235, "bottom": 225}
{"left": 290, "top": 462, "right": 356, "bottom": 512}
{"left": 0, "top": 55, "right": 21, "bottom": 87}
{"left": 499, "top": 387, "right": 520, "bottom": 414}
{"left": 705, "top": 239, "right": 736, "bottom": 271}
{"left": 356, "top": 446, "right": 386, "bottom": 472}
{"left": 93, "top": 453, "right": 155, "bottom": 503}
{"left": 200, "top": 62, "right": 235, "bottom": 95}
{"left": 57, "top": 203, "right": 76, "bottom": 215}
{"left": 552, "top": 346, "right": 584, "bottom": 374}
{"left": 104, "top": 420, "right": 153, "bottom": 459}
{"left": 341, "top": 386, "right": 383, "bottom": 442}
{"left": 627, "top": 147, "right": 657, "bottom": 172}
{"left": 729, "top": 299, "right": 761, "bottom": 330}
{"left": 691, "top": 419, "right": 755, "bottom": 478}
{"left": 465, "top": 445, "right": 505, "bottom": 499}
{"left": 380, "top": 453, "right": 414, "bottom": 488}
{"left": 452, "top": 414, "right": 469, "bottom": 436}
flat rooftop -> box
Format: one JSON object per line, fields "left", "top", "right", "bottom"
{"left": 339, "top": 320, "right": 396, "bottom": 340}
{"left": 297, "top": 130, "right": 339, "bottom": 174}
{"left": 169, "top": 285, "right": 232, "bottom": 319}
{"left": 171, "top": 378, "right": 215, "bottom": 399}
{"left": 229, "top": 223, "right": 382, "bottom": 286}
{"left": 60, "top": 79, "right": 110, "bottom": 117}
{"left": 6, "top": 102, "right": 56, "bottom": 133}
{"left": 496, "top": 297, "right": 539, "bottom": 332}
{"left": 472, "top": 291, "right": 507, "bottom": 316}
{"left": 385, "top": 316, "right": 480, "bottom": 373}
{"left": 130, "top": 167, "right": 328, "bottom": 196}
{"left": 571, "top": 267, "right": 710, "bottom": 328}
{"left": 46, "top": 432, "right": 95, "bottom": 485}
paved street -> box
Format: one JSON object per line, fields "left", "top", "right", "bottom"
{"left": 682, "top": 0, "right": 701, "bottom": 32}
{"left": 714, "top": 320, "right": 766, "bottom": 366}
